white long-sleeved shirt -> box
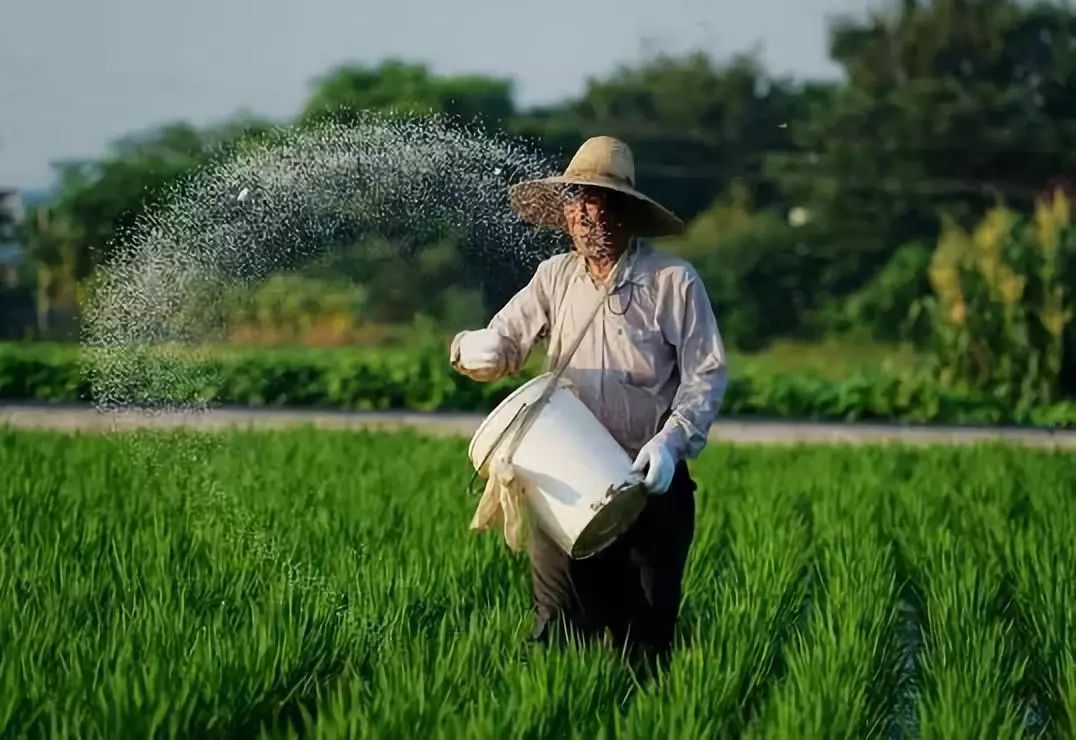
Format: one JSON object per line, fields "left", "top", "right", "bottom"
{"left": 452, "top": 240, "right": 728, "bottom": 460}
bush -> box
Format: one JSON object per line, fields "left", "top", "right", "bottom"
{"left": 0, "top": 342, "right": 91, "bottom": 401}
{"left": 2, "top": 342, "right": 1072, "bottom": 427}
{"left": 665, "top": 194, "right": 894, "bottom": 350}
{"left": 912, "top": 191, "right": 1076, "bottom": 414}
{"left": 820, "top": 241, "right": 933, "bottom": 341}
{"left": 227, "top": 274, "right": 370, "bottom": 346}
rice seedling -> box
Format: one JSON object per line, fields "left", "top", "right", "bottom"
{"left": 1, "top": 429, "right": 1071, "bottom": 738}
{"left": 745, "top": 466, "right": 901, "bottom": 738}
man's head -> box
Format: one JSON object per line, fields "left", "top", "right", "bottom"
{"left": 560, "top": 184, "right": 634, "bottom": 262}
{"left": 508, "top": 136, "right": 684, "bottom": 244}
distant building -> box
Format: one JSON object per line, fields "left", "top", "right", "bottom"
{"left": 0, "top": 188, "right": 25, "bottom": 289}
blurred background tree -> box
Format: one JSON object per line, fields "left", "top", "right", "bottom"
{"left": 511, "top": 52, "right": 804, "bottom": 222}
{"left": 912, "top": 189, "right": 1075, "bottom": 405}
{"left": 766, "top": 0, "right": 1076, "bottom": 339}
{"left": 4, "top": 0, "right": 1075, "bottom": 412}
{"left": 17, "top": 118, "right": 273, "bottom": 335}
{"left": 302, "top": 60, "right": 515, "bottom": 127}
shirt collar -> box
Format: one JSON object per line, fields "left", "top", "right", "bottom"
{"left": 572, "top": 237, "right": 649, "bottom": 288}
{"left": 616, "top": 238, "right": 648, "bottom": 288}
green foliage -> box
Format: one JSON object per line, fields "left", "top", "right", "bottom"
{"left": 665, "top": 194, "right": 884, "bottom": 349}
{"left": 228, "top": 275, "right": 369, "bottom": 344}
{"left": 770, "top": 0, "right": 1076, "bottom": 254}
{"left": 17, "top": 119, "right": 274, "bottom": 336}
{"left": 28, "top": 120, "right": 273, "bottom": 280}
{"left": 2, "top": 342, "right": 1073, "bottom": 426}
{"left": 820, "top": 241, "right": 934, "bottom": 341}
{"left": 2, "top": 430, "right": 1074, "bottom": 736}
{"left": 749, "top": 481, "right": 899, "bottom": 737}
{"left": 303, "top": 240, "right": 487, "bottom": 330}
{"left": 884, "top": 449, "right": 1036, "bottom": 738}
{"left": 0, "top": 342, "right": 91, "bottom": 401}
{"left": 913, "top": 191, "right": 1076, "bottom": 409}
{"left": 512, "top": 52, "right": 803, "bottom": 222}
{"left": 303, "top": 60, "right": 514, "bottom": 126}
{"left": 734, "top": 338, "right": 920, "bottom": 380}
{"left": 12, "top": 0, "right": 1076, "bottom": 414}
{"left": 719, "top": 369, "right": 1047, "bottom": 426}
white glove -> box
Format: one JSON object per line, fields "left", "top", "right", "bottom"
{"left": 631, "top": 437, "right": 677, "bottom": 494}
{"left": 456, "top": 329, "right": 506, "bottom": 381}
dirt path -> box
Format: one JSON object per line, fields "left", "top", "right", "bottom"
{"left": 3, "top": 402, "right": 1074, "bottom": 449}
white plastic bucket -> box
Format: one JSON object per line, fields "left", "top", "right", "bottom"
{"left": 468, "top": 372, "right": 648, "bottom": 559}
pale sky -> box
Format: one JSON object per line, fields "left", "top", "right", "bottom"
{"left": 1, "top": 0, "right": 871, "bottom": 189}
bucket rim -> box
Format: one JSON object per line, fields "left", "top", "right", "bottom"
{"left": 467, "top": 372, "right": 570, "bottom": 468}
{"left": 569, "top": 479, "right": 648, "bottom": 559}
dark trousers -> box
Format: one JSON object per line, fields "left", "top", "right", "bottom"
{"left": 528, "top": 461, "right": 696, "bottom": 660}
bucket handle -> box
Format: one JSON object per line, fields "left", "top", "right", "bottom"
{"left": 466, "top": 400, "right": 531, "bottom": 496}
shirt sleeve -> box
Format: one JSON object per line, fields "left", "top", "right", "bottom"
{"left": 450, "top": 258, "right": 555, "bottom": 379}
{"left": 654, "top": 270, "right": 728, "bottom": 460}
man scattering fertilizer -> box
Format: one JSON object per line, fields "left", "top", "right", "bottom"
{"left": 450, "top": 136, "right": 728, "bottom": 661}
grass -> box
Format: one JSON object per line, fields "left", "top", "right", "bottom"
{"left": 733, "top": 338, "right": 921, "bottom": 380}
{"left": 1, "top": 428, "right": 1074, "bottom": 738}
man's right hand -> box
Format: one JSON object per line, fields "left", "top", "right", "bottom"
{"left": 454, "top": 329, "right": 507, "bottom": 382}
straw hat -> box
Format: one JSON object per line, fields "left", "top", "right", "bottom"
{"left": 509, "top": 136, "right": 684, "bottom": 237}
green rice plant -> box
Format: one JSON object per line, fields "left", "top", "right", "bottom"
{"left": 987, "top": 459, "right": 1076, "bottom": 736}
{"left": 889, "top": 449, "right": 1030, "bottom": 739}
{"left": 610, "top": 450, "right": 814, "bottom": 738}
{"left": 745, "top": 468, "right": 901, "bottom": 738}
{"left": 1007, "top": 525, "right": 1076, "bottom": 736}
{"left": 1, "top": 430, "right": 1072, "bottom": 738}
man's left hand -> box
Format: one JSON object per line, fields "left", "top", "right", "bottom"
{"left": 631, "top": 438, "right": 677, "bottom": 494}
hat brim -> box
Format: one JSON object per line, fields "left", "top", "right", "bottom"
{"left": 508, "top": 174, "right": 684, "bottom": 238}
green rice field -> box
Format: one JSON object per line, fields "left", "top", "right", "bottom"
{"left": 2, "top": 427, "right": 1074, "bottom": 738}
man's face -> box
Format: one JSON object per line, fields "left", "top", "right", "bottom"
{"left": 561, "top": 186, "right": 622, "bottom": 259}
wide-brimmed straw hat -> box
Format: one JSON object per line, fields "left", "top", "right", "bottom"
{"left": 508, "top": 136, "right": 684, "bottom": 237}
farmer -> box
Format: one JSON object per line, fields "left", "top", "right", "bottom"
{"left": 450, "top": 136, "right": 728, "bottom": 661}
